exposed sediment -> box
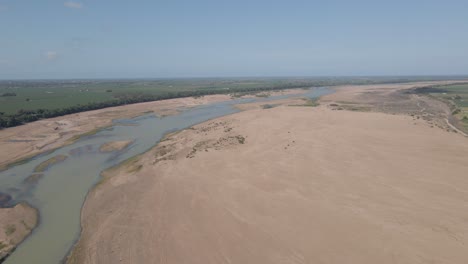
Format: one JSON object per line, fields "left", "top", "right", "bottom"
{"left": 99, "top": 140, "right": 134, "bottom": 153}
{"left": 33, "top": 155, "right": 68, "bottom": 173}
{"left": 0, "top": 203, "right": 38, "bottom": 262}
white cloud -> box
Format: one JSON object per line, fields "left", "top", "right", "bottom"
{"left": 64, "top": 1, "right": 83, "bottom": 9}
{"left": 45, "top": 51, "right": 59, "bottom": 61}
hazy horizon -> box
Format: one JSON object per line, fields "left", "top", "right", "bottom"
{"left": 2, "top": 75, "right": 468, "bottom": 82}
{"left": 1, "top": 0, "right": 467, "bottom": 79}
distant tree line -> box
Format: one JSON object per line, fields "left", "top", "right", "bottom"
{"left": 1, "top": 92, "right": 17, "bottom": 97}
{"left": 0, "top": 84, "right": 312, "bottom": 128}
{"left": 2, "top": 77, "right": 461, "bottom": 129}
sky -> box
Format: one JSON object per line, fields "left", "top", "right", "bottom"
{"left": 0, "top": 0, "right": 467, "bottom": 79}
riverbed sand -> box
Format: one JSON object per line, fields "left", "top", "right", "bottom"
{"left": 0, "top": 89, "right": 307, "bottom": 170}
{"left": 0, "top": 203, "right": 38, "bottom": 260}
{"left": 68, "top": 91, "right": 468, "bottom": 263}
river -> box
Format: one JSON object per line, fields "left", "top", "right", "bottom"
{"left": 0, "top": 87, "right": 331, "bottom": 264}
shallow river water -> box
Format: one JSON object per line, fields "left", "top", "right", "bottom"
{"left": 0, "top": 87, "right": 331, "bottom": 264}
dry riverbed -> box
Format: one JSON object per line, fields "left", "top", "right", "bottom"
{"left": 0, "top": 89, "right": 307, "bottom": 171}
{"left": 68, "top": 81, "right": 468, "bottom": 264}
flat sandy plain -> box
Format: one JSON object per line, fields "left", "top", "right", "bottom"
{"left": 67, "top": 81, "right": 468, "bottom": 264}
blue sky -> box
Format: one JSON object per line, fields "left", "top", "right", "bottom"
{"left": 0, "top": 0, "right": 467, "bottom": 79}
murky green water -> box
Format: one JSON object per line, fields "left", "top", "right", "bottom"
{"left": 0, "top": 87, "right": 331, "bottom": 264}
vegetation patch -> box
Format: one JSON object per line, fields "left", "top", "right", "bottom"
{"left": 1, "top": 92, "right": 16, "bottom": 97}
{"left": 261, "top": 104, "right": 279, "bottom": 109}
{"left": 66, "top": 128, "right": 102, "bottom": 144}
{"left": 346, "top": 106, "right": 372, "bottom": 112}
{"left": 4, "top": 225, "right": 16, "bottom": 236}
{"left": 255, "top": 92, "right": 270, "bottom": 98}
{"left": 290, "top": 98, "right": 319, "bottom": 107}
{"left": 235, "top": 135, "right": 245, "bottom": 144}
{"left": 419, "top": 83, "right": 468, "bottom": 133}
{"left": 117, "top": 155, "right": 144, "bottom": 174}
{"left": 407, "top": 87, "right": 448, "bottom": 94}
{"left": 127, "top": 164, "right": 143, "bottom": 173}
{"left": 33, "top": 154, "right": 68, "bottom": 172}
{"left": 99, "top": 140, "right": 133, "bottom": 153}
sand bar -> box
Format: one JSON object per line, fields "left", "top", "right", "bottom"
{"left": 0, "top": 203, "right": 38, "bottom": 261}
{"left": 99, "top": 140, "right": 134, "bottom": 153}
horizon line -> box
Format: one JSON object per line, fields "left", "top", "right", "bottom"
{"left": 1, "top": 74, "right": 468, "bottom": 82}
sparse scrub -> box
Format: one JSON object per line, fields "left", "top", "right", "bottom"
{"left": 0, "top": 241, "right": 7, "bottom": 250}
{"left": 5, "top": 224, "right": 16, "bottom": 236}
{"left": 67, "top": 128, "right": 102, "bottom": 143}
{"left": 235, "top": 135, "right": 245, "bottom": 144}
{"left": 414, "top": 83, "right": 468, "bottom": 133}
{"left": 117, "top": 155, "right": 144, "bottom": 173}
{"left": 261, "top": 104, "right": 278, "bottom": 109}
{"left": 302, "top": 99, "right": 319, "bottom": 107}
{"left": 33, "top": 155, "right": 68, "bottom": 172}
{"left": 255, "top": 93, "right": 270, "bottom": 98}
{"left": 291, "top": 98, "right": 320, "bottom": 107}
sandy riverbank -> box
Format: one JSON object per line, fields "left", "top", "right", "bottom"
{"left": 0, "top": 203, "right": 38, "bottom": 261}
{"left": 0, "top": 89, "right": 308, "bottom": 171}
{"left": 68, "top": 81, "right": 468, "bottom": 263}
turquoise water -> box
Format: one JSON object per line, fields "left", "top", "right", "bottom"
{"left": 0, "top": 87, "right": 332, "bottom": 264}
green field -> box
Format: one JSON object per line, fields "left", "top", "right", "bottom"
{"left": 426, "top": 83, "right": 468, "bottom": 131}
{"left": 0, "top": 78, "right": 321, "bottom": 115}
{"left": 1, "top": 77, "right": 466, "bottom": 128}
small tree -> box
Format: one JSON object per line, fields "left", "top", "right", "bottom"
{"left": 7, "top": 117, "right": 20, "bottom": 127}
